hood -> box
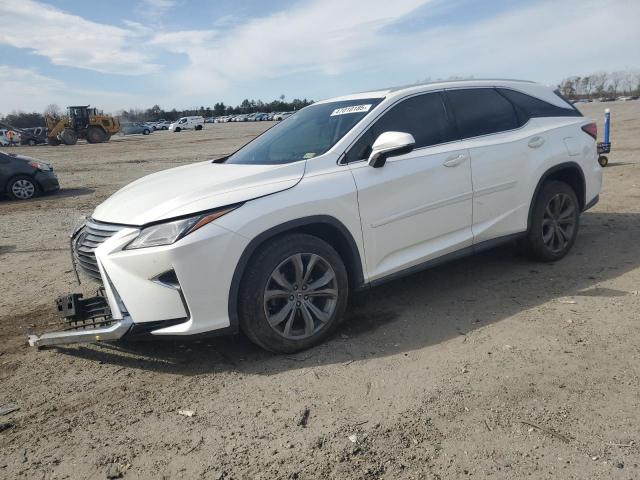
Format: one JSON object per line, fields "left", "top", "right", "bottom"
{"left": 92, "top": 160, "right": 305, "bottom": 225}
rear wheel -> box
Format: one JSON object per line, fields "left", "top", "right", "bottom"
{"left": 524, "top": 181, "right": 580, "bottom": 261}
{"left": 195, "top": 125, "right": 203, "bottom": 131}
{"left": 174, "top": 127, "right": 181, "bottom": 132}
{"left": 47, "top": 137, "right": 61, "bottom": 146}
{"left": 143, "top": 129, "right": 150, "bottom": 135}
{"left": 86, "top": 126, "right": 106, "bottom": 144}
{"left": 239, "top": 234, "right": 349, "bottom": 353}
{"left": 27, "top": 139, "right": 37, "bottom": 146}
{"left": 7, "top": 175, "right": 39, "bottom": 200}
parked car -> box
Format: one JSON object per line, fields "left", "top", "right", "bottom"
{"left": 273, "top": 111, "right": 294, "bottom": 121}
{"left": 20, "top": 127, "right": 48, "bottom": 146}
{"left": 153, "top": 120, "right": 171, "bottom": 130}
{"left": 121, "top": 122, "right": 152, "bottom": 135}
{"left": 254, "top": 113, "right": 269, "bottom": 121}
{"left": 169, "top": 116, "right": 205, "bottom": 132}
{"left": 0, "top": 150, "right": 59, "bottom": 200}
{"left": 0, "top": 130, "right": 10, "bottom": 147}
{"left": 30, "top": 79, "right": 602, "bottom": 353}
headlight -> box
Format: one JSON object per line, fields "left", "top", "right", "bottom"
{"left": 125, "top": 205, "right": 239, "bottom": 250}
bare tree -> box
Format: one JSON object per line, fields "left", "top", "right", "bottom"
{"left": 43, "top": 103, "right": 62, "bottom": 120}
{"left": 608, "top": 70, "right": 625, "bottom": 95}
{"left": 591, "top": 72, "right": 608, "bottom": 96}
{"left": 621, "top": 70, "right": 636, "bottom": 95}
{"left": 633, "top": 70, "right": 640, "bottom": 96}
{"left": 581, "top": 76, "right": 594, "bottom": 97}
{"left": 559, "top": 77, "right": 578, "bottom": 98}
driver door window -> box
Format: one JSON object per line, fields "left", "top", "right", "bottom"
{"left": 345, "top": 92, "right": 458, "bottom": 163}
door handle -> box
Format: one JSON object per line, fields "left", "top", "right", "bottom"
{"left": 528, "top": 136, "right": 545, "bottom": 148}
{"left": 443, "top": 153, "right": 466, "bottom": 167}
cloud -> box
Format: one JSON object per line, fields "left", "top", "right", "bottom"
{"left": 150, "top": 0, "right": 432, "bottom": 92}
{"left": 0, "top": 0, "right": 159, "bottom": 75}
{"left": 380, "top": 0, "right": 640, "bottom": 85}
{"left": 0, "top": 65, "right": 137, "bottom": 113}
{"left": 148, "top": 0, "right": 639, "bottom": 103}
{"left": 136, "top": 0, "right": 177, "bottom": 27}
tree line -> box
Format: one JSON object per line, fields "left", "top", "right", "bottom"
{"left": 118, "top": 97, "right": 314, "bottom": 122}
{"left": 558, "top": 69, "right": 640, "bottom": 99}
{"left": 0, "top": 97, "right": 314, "bottom": 128}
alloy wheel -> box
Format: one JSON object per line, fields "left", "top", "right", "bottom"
{"left": 11, "top": 179, "right": 36, "bottom": 199}
{"left": 263, "top": 253, "right": 338, "bottom": 340}
{"left": 542, "top": 193, "right": 576, "bottom": 254}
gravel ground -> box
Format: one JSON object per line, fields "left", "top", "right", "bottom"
{"left": 1, "top": 103, "right": 639, "bottom": 479}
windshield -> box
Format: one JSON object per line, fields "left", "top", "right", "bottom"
{"left": 226, "top": 98, "right": 383, "bottom": 165}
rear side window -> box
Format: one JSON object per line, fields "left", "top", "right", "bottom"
{"left": 344, "top": 92, "right": 457, "bottom": 162}
{"left": 446, "top": 88, "right": 519, "bottom": 139}
{"left": 498, "top": 88, "right": 582, "bottom": 121}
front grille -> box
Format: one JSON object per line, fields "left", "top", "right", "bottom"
{"left": 73, "top": 218, "right": 125, "bottom": 282}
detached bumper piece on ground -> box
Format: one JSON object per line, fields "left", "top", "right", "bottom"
{"left": 27, "top": 290, "right": 132, "bottom": 348}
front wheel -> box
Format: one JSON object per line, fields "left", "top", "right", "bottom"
{"left": 239, "top": 234, "right": 349, "bottom": 353}
{"left": 195, "top": 125, "right": 203, "bottom": 131}
{"left": 524, "top": 181, "right": 580, "bottom": 262}
{"left": 143, "top": 129, "right": 150, "bottom": 135}
{"left": 174, "top": 127, "right": 181, "bottom": 132}
{"left": 7, "top": 175, "right": 39, "bottom": 200}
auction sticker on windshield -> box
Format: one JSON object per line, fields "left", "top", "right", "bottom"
{"left": 330, "top": 104, "right": 372, "bottom": 116}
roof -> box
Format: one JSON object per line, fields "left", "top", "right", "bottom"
{"left": 315, "top": 78, "right": 567, "bottom": 109}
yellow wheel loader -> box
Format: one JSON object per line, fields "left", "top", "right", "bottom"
{"left": 46, "top": 106, "right": 120, "bottom": 146}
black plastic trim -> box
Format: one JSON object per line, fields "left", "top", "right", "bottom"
{"left": 583, "top": 194, "right": 599, "bottom": 212}
{"left": 368, "top": 232, "right": 524, "bottom": 288}
{"left": 227, "top": 215, "right": 365, "bottom": 332}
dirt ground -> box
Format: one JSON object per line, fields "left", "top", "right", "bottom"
{"left": 1, "top": 103, "right": 639, "bottom": 479}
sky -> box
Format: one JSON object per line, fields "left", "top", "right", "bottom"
{"left": 0, "top": 0, "right": 638, "bottom": 114}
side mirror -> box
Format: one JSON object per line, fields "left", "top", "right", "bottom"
{"left": 367, "top": 131, "right": 416, "bottom": 168}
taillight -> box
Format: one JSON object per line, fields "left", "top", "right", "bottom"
{"left": 581, "top": 122, "right": 597, "bottom": 140}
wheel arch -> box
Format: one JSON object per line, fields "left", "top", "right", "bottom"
{"left": 527, "top": 162, "right": 586, "bottom": 230}
{"left": 227, "top": 215, "right": 365, "bottom": 332}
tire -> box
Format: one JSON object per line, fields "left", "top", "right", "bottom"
{"left": 86, "top": 126, "right": 106, "bottom": 144}
{"left": 27, "top": 139, "right": 37, "bottom": 146}
{"left": 47, "top": 137, "right": 61, "bottom": 146}
{"left": 524, "top": 180, "right": 580, "bottom": 262}
{"left": 195, "top": 125, "right": 203, "bottom": 131}
{"left": 143, "top": 129, "right": 150, "bottom": 135}
{"left": 598, "top": 155, "right": 608, "bottom": 167}
{"left": 59, "top": 128, "right": 78, "bottom": 145}
{"left": 174, "top": 127, "right": 181, "bottom": 132}
{"left": 239, "top": 233, "right": 349, "bottom": 353}
{"left": 162, "top": 126, "right": 168, "bottom": 130}
{"left": 6, "top": 175, "right": 39, "bottom": 200}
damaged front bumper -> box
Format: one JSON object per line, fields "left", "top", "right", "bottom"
{"left": 27, "top": 317, "right": 133, "bottom": 348}
{"left": 27, "top": 291, "right": 133, "bottom": 348}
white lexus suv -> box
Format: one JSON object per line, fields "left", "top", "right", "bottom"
{"left": 29, "top": 79, "right": 602, "bottom": 353}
